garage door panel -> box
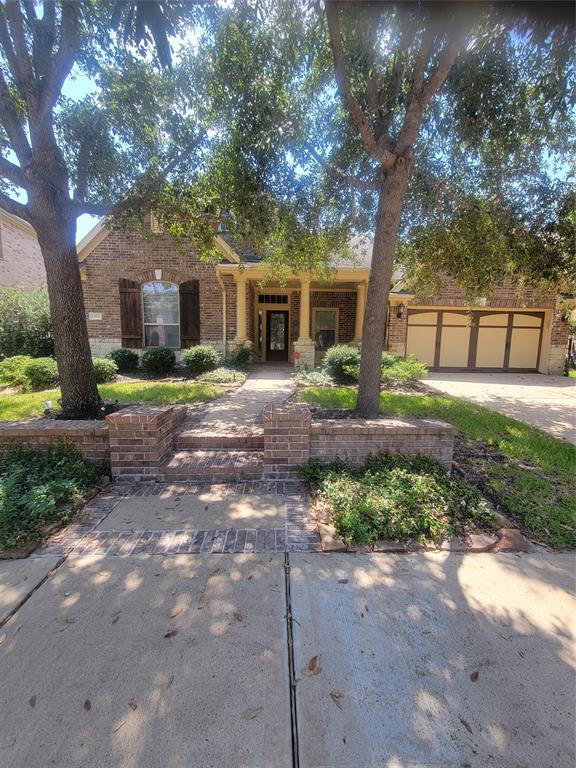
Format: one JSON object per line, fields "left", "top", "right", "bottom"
{"left": 478, "top": 313, "right": 508, "bottom": 327}
{"left": 442, "top": 312, "right": 468, "bottom": 326}
{"left": 509, "top": 328, "right": 540, "bottom": 369}
{"left": 406, "top": 326, "right": 436, "bottom": 367}
{"left": 513, "top": 313, "right": 542, "bottom": 327}
{"left": 439, "top": 326, "right": 471, "bottom": 367}
{"left": 475, "top": 327, "right": 507, "bottom": 368}
{"left": 408, "top": 312, "right": 438, "bottom": 325}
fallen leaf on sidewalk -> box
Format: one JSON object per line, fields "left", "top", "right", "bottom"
{"left": 128, "top": 702, "right": 138, "bottom": 711}
{"left": 242, "top": 706, "right": 263, "bottom": 720}
{"left": 84, "top": 700, "right": 92, "bottom": 712}
{"left": 170, "top": 606, "right": 183, "bottom": 618}
{"left": 197, "top": 590, "right": 206, "bottom": 609}
{"left": 330, "top": 691, "right": 344, "bottom": 709}
{"left": 338, "top": 578, "right": 348, "bottom": 584}
{"left": 470, "top": 671, "right": 479, "bottom": 682}
{"left": 28, "top": 695, "right": 36, "bottom": 707}
{"left": 303, "top": 655, "right": 322, "bottom": 676}
{"left": 113, "top": 721, "right": 125, "bottom": 734}
{"left": 164, "top": 628, "right": 178, "bottom": 639}
{"left": 232, "top": 610, "right": 243, "bottom": 622}
{"left": 459, "top": 717, "right": 473, "bottom": 734}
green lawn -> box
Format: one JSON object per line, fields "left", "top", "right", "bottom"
{"left": 299, "top": 386, "right": 576, "bottom": 549}
{"left": 0, "top": 381, "right": 222, "bottom": 421}
{"left": 568, "top": 370, "right": 576, "bottom": 378}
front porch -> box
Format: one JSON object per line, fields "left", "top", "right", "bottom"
{"left": 217, "top": 264, "right": 370, "bottom": 368}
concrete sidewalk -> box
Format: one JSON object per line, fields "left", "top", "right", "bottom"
{"left": 290, "top": 551, "right": 576, "bottom": 768}
{"left": 0, "top": 554, "right": 291, "bottom": 768}
{"left": 425, "top": 372, "right": 576, "bottom": 443}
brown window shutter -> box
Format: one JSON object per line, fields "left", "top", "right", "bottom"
{"left": 119, "top": 278, "right": 143, "bottom": 348}
{"left": 179, "top": 280, "right": 200, "bottom": 348}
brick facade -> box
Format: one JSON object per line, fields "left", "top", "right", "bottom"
{"left": 411, "top": 276, "right": 557, "bottom": 309}
{"left": 0, "top": 211, "right": 46, "bottom": 289}
{"left": 0, "top": 419, "right": 109, "bottom": 464}
{"left": 81, "top": 226, "right": 237, "bottom": 356}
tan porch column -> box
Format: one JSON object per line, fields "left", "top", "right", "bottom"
{"left": 234, "top": 272, "right": 248, "bottom": 341}
{"left": 354, "top": 281, "right": 367, "bottom": 342}
{"left": 298, "top": 276, "right": 312, "bottom": 341}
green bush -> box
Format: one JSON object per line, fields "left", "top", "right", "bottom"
{"left": 226, "top": 343, "right": 255, "bottom": 370}
{"left": 0, "top": 441, "right": 103, "bottom": 549}
{"left": 92, "top": 357, "right": 118, "bottom": 384}
{"left": 106, "top": 348, "right": 139, "bottom": 373}
{"left": 23, "top": 357, "right": 59, "bottom": 391}
{"left": 323, "top": 345, "right": 360, "bottom": 384}
{"left": 183, "top": 344, "right": 220, "bottom": 375}
{"left": 140, "top": 347, "right": 176, "bottom": 377}
{"left": 0, "top": 355, "right": 34, "bottom": 389}
{"left": 196, "top": 366, "right": 247, "bottom": 384}
{"left": 293, "top": 367, "right": 334, "bottom": 387}
{"left": 0, "top": 287, "right": 53, "bottom": 358}
{"left": 380, "top": 353, "right": 428, "bottom": 384}
{"left": 300, "top": 454, "right": 495, "bottom": 546}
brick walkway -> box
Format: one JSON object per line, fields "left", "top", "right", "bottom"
{"left": 37, "top": 480, "right": 319, "bottom": 557}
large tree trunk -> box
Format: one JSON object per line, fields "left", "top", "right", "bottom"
{"left": 34, "top": 211, "right": 101, "bottom": 417}
{"left": 357, "top": 166, "right": 410, "bottom": 417}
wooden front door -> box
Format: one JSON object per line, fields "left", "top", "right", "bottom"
{"left": 266, "top": 310, "right": 289, "bottom": 362}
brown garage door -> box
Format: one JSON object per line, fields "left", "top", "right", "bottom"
{"left": 406, "top": 310, "right": 544, "bottom": 372}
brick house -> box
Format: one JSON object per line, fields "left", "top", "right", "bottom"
{"left": 0, "top": 208, "right": 46, "bottom": 289}
{"left": 78, "top": 219, "right": 570, "bottom": 374}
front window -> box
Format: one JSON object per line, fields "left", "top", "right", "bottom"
{"left": 142, "top": 281, "right": 180, "bottom": 348}
{"left": 314, "top": 309, "right": 337, "bottom": 351}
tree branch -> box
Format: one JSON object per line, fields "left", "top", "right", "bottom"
{"left": 73, "top": 110, "right": 104, "bottom": 202}
{"left": 0, "top": 191, "right": 30, "bottom": 221}
{"left": 0, "top": 155, "right": 29, "bottom": 188}
{"left": 304, "top": 142, "right": 378, "bottom": 192}
{"left": 73, "top": 137, "right": 204, "bottom": 217}
{"left": 326, "top": 2, "right": 396, "bottom": 169}
{"left": 0, "top": 70, "right": 32, "bottom": 164}
{"left": 2, "top": 1, "right": 35, "bottom": 103}
{"left": 39, "top": 0, "right": 80, "bottom": 120}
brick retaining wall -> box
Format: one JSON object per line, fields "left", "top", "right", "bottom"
{"left": 262, "top": 404, "right": 455, "bottom": 476}
{"left": 0, "top": 419, "right": 110, "bottom": 464}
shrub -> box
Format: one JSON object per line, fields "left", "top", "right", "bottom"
{"left": 92, "top": 357, "right": 118, "bottom": 384}
{"left": 226, "top": 343, "right": 255, "bottom": 370}
{"left": 323, "top": 345, "right": 360, "bottom": 384}
{"left": 140, "top": 347, "right": 176, "bottom": 377}
{"left": 196, "top": 366, "right": 247, "bottom": 384}
{"left": 0, "top": 441, "right": 103, "bottom": 549}
{"left": 106, "top": 348, "right": 139, "bottom": 373}
{"left": 0, "top": 287, "right": 53, "bottom": 358}
{"left": 22, "top": 357, "right": 59, "bottom": 391}
{"left": 183, "top": 344, "right": 220, "bottom": 375}
{"left": 0, "top": 355, "right": 34, "bottom": 389}
{"left": 292, "top": 367, "right": 334, "bottom": 387}
{"left": 300, "top": 454, "right": 495, "bottom": 546}
{"left": 380, "top": 353, "right": 428, "bottom": 384}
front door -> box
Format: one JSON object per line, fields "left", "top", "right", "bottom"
{"left": 266, "top": 310, "right": 289, "bottom": 362}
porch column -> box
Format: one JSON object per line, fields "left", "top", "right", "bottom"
{"left": 354, "top": 281, "right": 367, "bottom": 342}
{"left": 293, "top": 274, "right": 315, "bottom": 369}
{"left": 298, "top": 276, "right": 312, "bottom": 341}
{"left": 234, "top": 272, "right": 248, "bottom": 341}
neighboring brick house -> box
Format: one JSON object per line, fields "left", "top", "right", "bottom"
{"left": 0, "top": 208, "right": 46, "bottom": 289}
{"left": 78, "top": 219, "right": 570, "bottom": 374}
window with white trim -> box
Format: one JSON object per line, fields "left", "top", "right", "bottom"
{"left": 142, "top": 281, "right": 180, "bottom": 348}
{"left": 314, "top": 309, "right": 338, "bottom": 351}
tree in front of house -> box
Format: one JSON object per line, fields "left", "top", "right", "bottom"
{"left": 304, "top": 1, "right": 574, "bottom": 416}
{"left": 0, "top": 1, "right": 211, "bottom": 416}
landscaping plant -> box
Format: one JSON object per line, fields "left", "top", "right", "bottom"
{"left": 140, "top": 347, "right": 176, "bottom": 377}
{"left": 106, "top": 349, "right": 140, "bottom": 373}
{"left": 300, "top": 454, "right": 495, "bottom": 546}
{"left": 183, "top": 345, "right": 220, "bottom": 375}
{"left": 0, "top": 288, "right": 53, "bottom": 358}
{"left": 92, "top": 358, "right": 118, "bottom": 384}
{"left": 0, "top": 442, "right": 103, "bottom": 550}
{"left": 323, "top": 345, "right": 360, "bottom": 384}
{"left": 196, "top": 367, "right": 247, "bottom": 384}
{"left": 226, "top": 343, "right": 255, "bottom": 370}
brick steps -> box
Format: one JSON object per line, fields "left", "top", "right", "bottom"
{"left": 158, "top": 449, "right": 264, "bottom": 482}
{"left": 175, "top": 431, "right": 264, "bottom": 451}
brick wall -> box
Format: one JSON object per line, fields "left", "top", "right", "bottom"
{"left": 262, "top": 404, "right": 455, "bottom": 475}
{"left": 82, "top": 226, "right": 236, "bottom": 354}
{"left": 411, "top": 275, "right": 556, "bottom": 309}
{"left": 0, "top": 420, "right": 109, "bottom": 464}
{"left": 387, "top": 310, "right": 407, "bottom": 356}
{"left": 548, "top": 307, "right": 571, "bottom": 374}
{"left": 0, "top": 214, "right": 46, "bottom": 289}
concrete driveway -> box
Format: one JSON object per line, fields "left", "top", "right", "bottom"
{"left": 1, "top": 550, "right": 574, "bottom": 768}
{"left": 425, "top": 372, "right": 576, "bottom": 443}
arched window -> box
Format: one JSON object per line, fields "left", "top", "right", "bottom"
{"left": 142, "top": 281, "right": 180, "bottom": 348}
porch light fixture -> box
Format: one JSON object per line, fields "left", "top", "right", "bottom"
{"left": 396, "top": 302, "right": 406, "bottom": 318}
